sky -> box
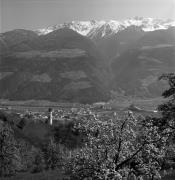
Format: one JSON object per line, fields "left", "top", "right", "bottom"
{"left": 0, "top": 0, "right": 175, "bottom": 33}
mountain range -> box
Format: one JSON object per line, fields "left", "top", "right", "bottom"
{"left": 0, "top": 17, "right": 175, "bottom": 103}
{"left": 37, "top": 17, "right": 175, "bottom": 37}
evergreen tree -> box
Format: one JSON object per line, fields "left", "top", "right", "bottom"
{"left": 42, "top": 138, "right": 62, "bottom": 170}
{"left": 158, "top": 73, "right": 175, "bottom": 132}
{"left": 151, "top": 73, "right": 175, "bottom": 174}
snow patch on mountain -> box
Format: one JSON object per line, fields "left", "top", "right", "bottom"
{"left": 37, "top": 20, "right": 105, "bottom": 36}
{"left": 36, "top": 17, "right": 175, "bottom": 38}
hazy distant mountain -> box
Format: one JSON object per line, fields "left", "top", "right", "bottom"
{"left": 111, "top": 27, "right": 175, "bottom": 97}
{"left": 0, "top": 28, "right": 110, "bottom": 103}
{"left": 98, "top": 26, "right": 175, "bottom": 61}
{"left": 134, "top": 27, "right": 175, "bottom": 47}
{"left": 95, "top": 26, "right": 145, "bottom": 61}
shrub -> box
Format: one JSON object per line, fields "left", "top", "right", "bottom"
{"left": 42, "top": 138, "right": 63, "bottom": 170}
{"left": 0, "top": 123, "right": 21, "bottom": 177}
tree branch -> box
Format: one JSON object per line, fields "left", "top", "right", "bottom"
{"left": 115, "top": 145, "right": 144, "bottom": 171}
{"left": 114, "top": 118, "right": 128, "bottom": 164}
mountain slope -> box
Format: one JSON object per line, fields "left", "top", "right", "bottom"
{"left": 36, "top": 18, "right": 175, "bottom": 64}
{"left": 1, "top": 19, "right": 175, "bottom": 102}
{"left": 0, "top": 29, "right": 38, "bottom": 55}
{"left": 95, "top": 26, "right": 145, "bottom": 61}
{"left": 0, "top": 28, "right": 110, "bottom": 103}
{"left": 111, "top": 27, "right": 175, "bottom": 97}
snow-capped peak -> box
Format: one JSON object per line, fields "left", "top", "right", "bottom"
{"left": 122, "top": 17, "right": 175, "bottom": 31}
{"left": 36, "top": 18, "right": 175, "bottom": 38}
{"left": 36, "top": 20, "right": 105, "bottom": 36}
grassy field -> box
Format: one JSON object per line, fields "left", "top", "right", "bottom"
{"left": 108, "top": 96, "right": 165, "bottom": 111}
{"left": 161, "top": 170, "right": 175, "bottom": 180}
{"left": 0, "top": 96, "right": 165, "bottom": 111}
{"left": 1, "top": 170, "right": 69, "bottom": 180}
{"left": 2, "top": 169, "right": 175, "bottom": 180}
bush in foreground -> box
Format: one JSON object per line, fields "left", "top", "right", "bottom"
{"left": 0, "top": 123, "right": 21, "bottom": 177}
